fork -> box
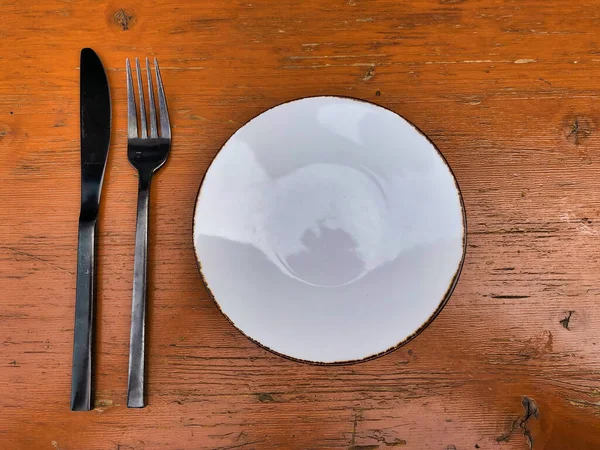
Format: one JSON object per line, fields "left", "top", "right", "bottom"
{"left": 126, "top": 57, "right": 171, "bottom": 408}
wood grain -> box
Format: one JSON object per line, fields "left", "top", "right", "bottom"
{"left": 2, "top": 0, "right": 600, "bottom": 448}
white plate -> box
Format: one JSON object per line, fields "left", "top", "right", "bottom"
{"left": 193, "top": 96, "right": 465, "bottom": 364}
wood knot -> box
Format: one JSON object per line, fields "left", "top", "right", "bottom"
{"left": 564, "top": 116, "right": 594, "bottom": 146}
{"left": 0, "top": 124, "right": 13, "bottom": 143}
{"left": 114, "top": 9, "right": 134, "bottom": 30}
{"left": 559, "top": 310, "right": 574, "bottom": 330}
{"left": 362, "top": 66, "right": 375, "bottom": 81}
{"left": 257, "top": 393, "right": 275, "bottom": 403}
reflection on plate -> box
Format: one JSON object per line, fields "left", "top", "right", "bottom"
{"left": 193, "top": 96, "right": 466, "bottom": 364}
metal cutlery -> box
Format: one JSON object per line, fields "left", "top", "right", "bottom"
{"left": 71, "top": 48, "right": 111, "bottom": 412}
{"left": 126, "top": 57, "right": 171, "bottom": 408}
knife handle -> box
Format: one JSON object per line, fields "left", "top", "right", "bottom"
{"left": 127, "top": 174, "right": 151, "bottom": 408}
{"left": 71, "top": 219, "right": 96, "bottom": 411}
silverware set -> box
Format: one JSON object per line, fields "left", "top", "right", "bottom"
{"left": 71, "top": 48, "right": 170, "bottom": 411}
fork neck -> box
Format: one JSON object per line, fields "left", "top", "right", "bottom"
{"left": 137, "top": 170, "right": 152, "bottom": 191}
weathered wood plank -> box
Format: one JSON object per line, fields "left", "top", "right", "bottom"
{"left": 2, "top": 0, "right": 600, "bottom": 448}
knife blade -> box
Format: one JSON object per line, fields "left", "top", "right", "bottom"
{"left": 70, "top": 48, "right": 111, "bottom": 411}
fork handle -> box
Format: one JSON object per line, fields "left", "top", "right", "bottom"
{"left": 71, "top": 218, "right": 96, "bottom": 411}
{"left": 127, "top": 172, "right": 152, "bottom": 408}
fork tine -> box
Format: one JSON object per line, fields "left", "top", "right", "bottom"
{"left": 146, "top": 58, "right": 158, "bottom": 138}
{"left": 135, "top": 58, "right": 147, "bottom": 139}
{"left": 154, "top": 58, "right": 171, "bottom": 139}
{"left": 126, "top": 59, "right": 138, "bottom": 139}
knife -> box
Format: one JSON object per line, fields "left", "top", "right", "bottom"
{"left": 70, "top": 48, "right": 111, "bottom": 411}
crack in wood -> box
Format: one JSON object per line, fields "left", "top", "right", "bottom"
{"left": 497, "top": 396, "right": 540, "bottom": 449}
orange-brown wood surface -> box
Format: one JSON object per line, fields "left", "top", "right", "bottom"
{"left": 2, "top": 1, "right": 600, "bottom": 448}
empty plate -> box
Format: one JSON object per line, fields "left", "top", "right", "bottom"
{"left": 193, "top": 96, "right": 465, "bottom": 364}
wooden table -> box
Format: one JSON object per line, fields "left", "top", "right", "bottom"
{"left": 2, "top": 0, "right": 600, "bottom": 448}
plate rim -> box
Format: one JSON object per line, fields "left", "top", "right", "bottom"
{"left": 192, "top": 94, "right": 468, "bottom": 365}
